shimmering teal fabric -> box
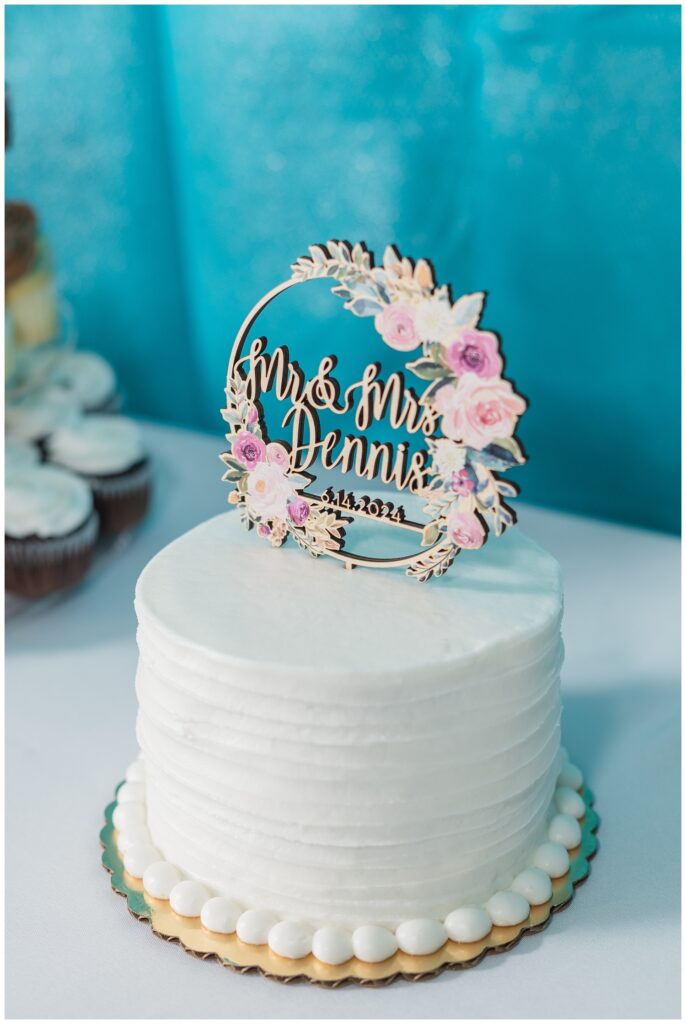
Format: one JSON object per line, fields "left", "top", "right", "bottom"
{"left": 6, "top": 5, "right": 680, "bottom": 530}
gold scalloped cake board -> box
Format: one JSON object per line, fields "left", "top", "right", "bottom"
{"left": 100, "top": 784, "right": 598, "bottom": 987}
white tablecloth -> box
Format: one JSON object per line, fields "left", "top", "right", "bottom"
{"left": 6, "top": 421, "right": 680, "bottom": 1019}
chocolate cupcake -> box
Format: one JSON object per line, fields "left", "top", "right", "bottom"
{"left": 46, "top": 415, "right": 151, "bottom": 534}
{"left": 50, "top": 350, "right": 119, "bottom": 413}
{"left": 5, "top": 465, "right": 98, "bottom": 598}
{"left": 5, "top": 385, "right": 80, "bottom": 451}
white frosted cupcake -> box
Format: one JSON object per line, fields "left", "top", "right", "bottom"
{"left": 5, "top": 385, "right": 80, "bottom": 448}
{"left": 5, "top": 465, "right": 98, "bottom": 597}
{"left": 51, "top": 350, "right": 118, "bottom": 413}
{"left": 46, "top": 415, "right": 151, "bottom": 534}
{"left": 5, "top": 437, "right": 41, "bottom": 477}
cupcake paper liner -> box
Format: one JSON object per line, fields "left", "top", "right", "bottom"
{"left": 85, "top": 459, "right": 152, "bottom": 535}
{"left": 5, "top": 511, "right": 99, "bottom": 598}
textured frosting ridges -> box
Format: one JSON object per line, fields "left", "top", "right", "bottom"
{"left": 134, "top": 512, "right": 563, "bottom": 927}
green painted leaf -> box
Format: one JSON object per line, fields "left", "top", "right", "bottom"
{"left": 407, "top": 358, "right": 450, "bottom": 381}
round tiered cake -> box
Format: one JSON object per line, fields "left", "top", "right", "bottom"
{"left": 113, "top": 508, "right": 586, "bottom": 966}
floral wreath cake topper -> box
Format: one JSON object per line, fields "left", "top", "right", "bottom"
{"left": 221, "top": 241, "right": 527, "bottom": 582}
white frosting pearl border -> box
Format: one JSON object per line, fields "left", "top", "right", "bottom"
{"left": 115, "top": 755, "right": 585, "bottom": 964}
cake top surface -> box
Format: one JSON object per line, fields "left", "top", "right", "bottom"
{"left": 136, "top": 510, "right": 562, "bottom": 678}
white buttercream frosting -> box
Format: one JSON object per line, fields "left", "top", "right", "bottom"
{"left": 5, "top": 465, "right": 93, "bottom": 539}
{"left": 116, "top": 763, "right": 584, "bottom": 962}
{"left": 47, "top": 415, "right": 144, "bottom": 475}
{"left": 5, "top": 386, "right": 81, "bottom": 442}
{"left": 51, "top": 350, "right": 116, "bottom": 409}
{"left": 133, "top": 511, "right": 565, "bottom": 928}
{"left": 5, "top": 437, "right": 40, "bottom": 477}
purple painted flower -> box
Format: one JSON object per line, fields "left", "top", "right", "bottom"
{"left": 287, "top": 497, "right": 310, "bottom": 526}
{"left": 445, "top": 329, "right": 503, "bottom": 379}
{"left": 232, "top": 430, "right": 267, "bottom": 470}
{"left": 450, "top": 468, "right": 476, "bottom": 496}
{"left": 257, "top": 523, "right": 271, "bottom": 538}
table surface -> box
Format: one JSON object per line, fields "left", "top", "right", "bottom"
{"left": 5, "top": 420, "right": 681, "bottom": 1020}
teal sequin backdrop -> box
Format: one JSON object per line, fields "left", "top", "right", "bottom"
{"left": 5, "top": 5, "right": 680, "bottom": 532}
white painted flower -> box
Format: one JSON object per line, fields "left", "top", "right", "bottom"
{"left": 432, "top": 438, "right": 467, "bottom": 478}
{"left": 246, "top": 462, "right": 294, "bottom": 519}
{"left": 414, "top": 296, "right": 456, "bottom": 343}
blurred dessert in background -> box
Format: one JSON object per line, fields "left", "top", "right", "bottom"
{"left": 47, "top": 415, "right": 151, "bottom": 534}
{"left": 4, "top": 88, "right": 151, "bottom": 601}
{"left": 5, "top": 200, "right": 58, "bottom": 348}
{"left": 50, "top": 350, "right": 119, "bottom": 413}
{"left": 5, "top": 385, "right": 80, "bottom": 449}
{"left": 5, "top": 436, "right": 40, "bottom": 475}
{"left": 5, "top": 463, "right": 99, "bottom": 597}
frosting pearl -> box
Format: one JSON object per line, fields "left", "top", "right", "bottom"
{"left": 555, "top": 786, "right": 585, "bottom": 819}
{"left": 143, "top": 861, "right": 182, "bottom": 899}
{"left": 268, "top": 920, "right": 313, "bottom": 960}
{"left": 116, "top": 823, "right": 151, "bottom": 854}
{"left": 352, "top": 925, "right": 398, "bottom": 963}
{"left": 123, "top": 843, "right": 160, "bottom": 879}
{"left": 510, "top": 867, "right": 553, "bottom": 906}
{"left": 112, "top": 801, "right": 145, "bottom": 831}
{"left": 169, "top": 880, "right": 211, "bottom": 918}
{"left": 125, "top": 760, "right": 146, "bottom": 783}
{"left": 548, "top": 813, "right": 582, "bottom": 850}
{"left": 395, "top": 919, "right": 447, "bottom": 956}
{"left": 557, "top": 761, "right": 583, "bottom": 789}
{"left": 200, "top": 897, "right": 243, "bottom": 934}
{"left": 236, "top": 909, "right": 279, "bottom": 945}
{"left": 444, "top": 906, "right": 492, "bottom": 943}
{"left": 533, "top": 841, "right": 570, "bottom": 878}
{"left": 117, "top": 781, "right": 145, "bottom": 805}
{"left": 485, "top": 891, "right": 530, "bottom": 927}
{"left": 312, "top": 926, "right": 353, "bottom": 966}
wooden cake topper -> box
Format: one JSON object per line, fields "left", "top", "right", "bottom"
{"left": 221, "top": 241, "right": 527, "bottom": 582}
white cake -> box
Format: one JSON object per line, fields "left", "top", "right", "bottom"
{"left": 117, "top": 507, "right": 585, "bottom": 961}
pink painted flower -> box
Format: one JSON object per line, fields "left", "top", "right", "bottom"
{"left": 287, "top": 497, "right": 310, "bottom": 526}
{"left": 450, "top": 468, "right": 475, "bottom": 495}
{"left": 446, "top": 509, "right": 485, "bottom": 549}
{"left": 434, "top": 374, "right": 526, "bottom": 450}
{"left": 374, "top": 303, "right": 420, "bottom": 352}
{"left": 232, "top": 430, "right": 267, "bottom": 470}
{"left": 445, "top": 329, "right": 503, "bottom": 379}
{"left": 257, "top": 523, "right": 271, "bottom": 538}
{"left": 246, "top": 404, "right": 259, "bottom": 426}
{"left": 266, "top": 442, "right": 290, "bottom": 469}
{"left": 247, "top": 462, "right": 293, "bottom": 519}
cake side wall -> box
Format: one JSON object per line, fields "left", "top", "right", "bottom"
{"left": 134, "top": 605, "right": 563, "bottom": 927}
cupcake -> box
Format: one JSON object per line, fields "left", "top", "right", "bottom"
{"left": 5, "top": 436, "right": 41, "bottom": 475}
{"left": 5, "top": 385, "right": 80, "bottom": 450}
{"left": 46, "top": 415, "right": 151, "bottom": 534}
{"left": 50, "top": 350, "right": 118, "bottom": 413}
{"left": 5, "top": 464, "right": 98, "bottom": 598}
